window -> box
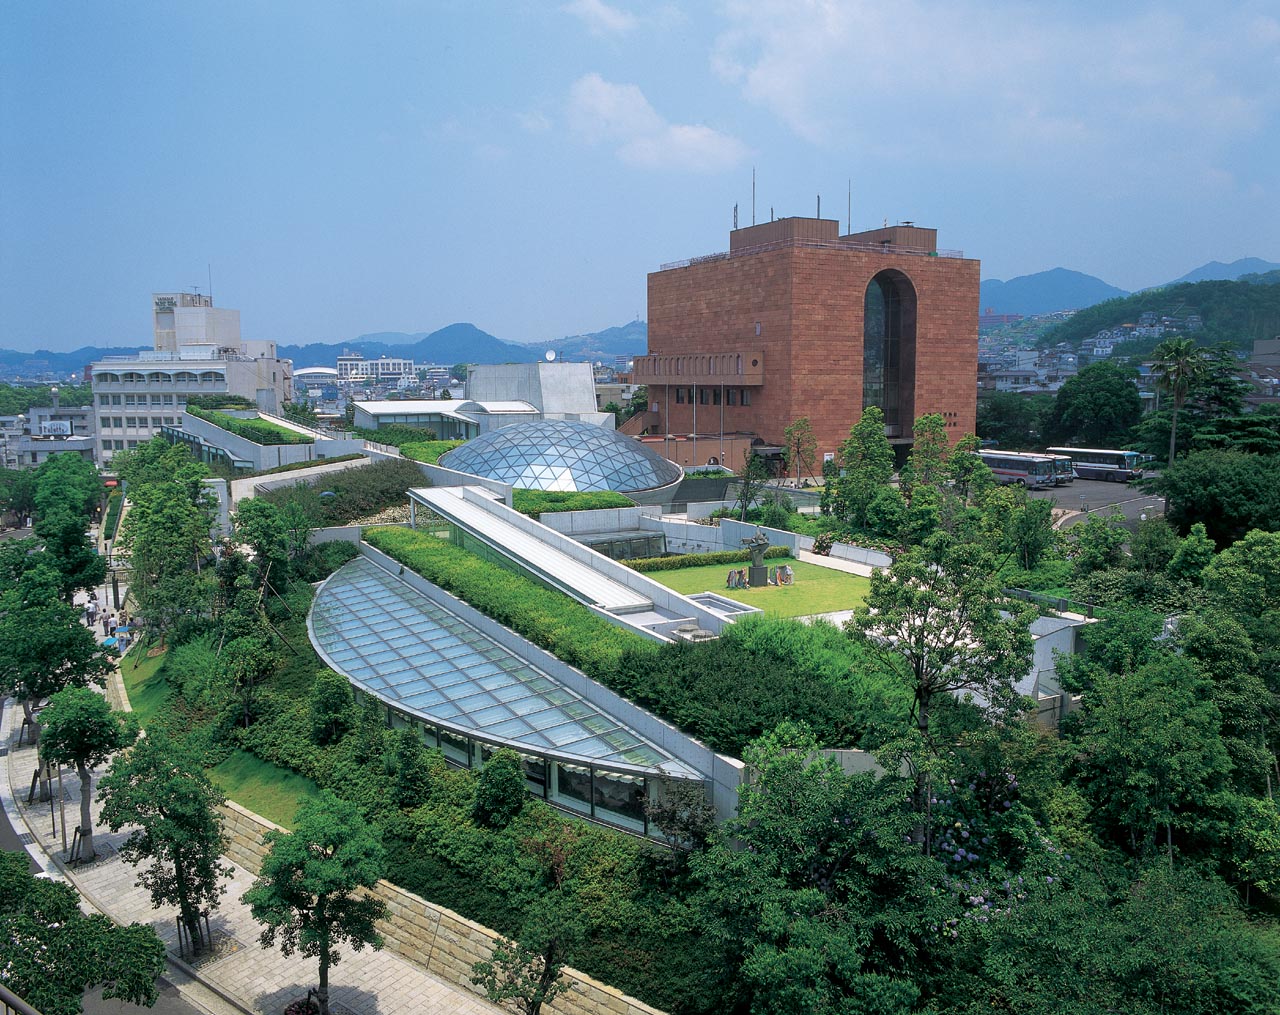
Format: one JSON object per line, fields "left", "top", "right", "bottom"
{"left": 111, "top": 395, "right": 121, "bottom": 406}
{"left": 124, "top": 395, "right": 136, "bottom": 406}
{"left": 98, "top": 394, "right": 110, "bottom": 407}
{"left": 100, "top": 416, "right": 111, "bottom": 429}
{"left": 112, "top": 417, "right": 122, "bottom": 428}
{"left": 712, "top": 388, "right": 722, "bottom": 406}
{"left": 113, "top": 440, "right": 124, "bottom": 450}
{"left": 740, "top": 389, "right": 751, "bottom": 406}
{"left": 698, "top": 388, "right": 710, "bottom": 405}
{"left": 675, "top": 387, "right": 685, "bottom": 404}
{"left": 124, "top": 417, "right": 136, "bottom": 427}
{"left": 727, "top": 389, "right": 738, "bottom": 406}
{"left": 151, "top": 395, "right": 162, "bottom": 405}
{"left": 152, "top": 417, "right": 163, "bottom": 427}
{"left": 163, "top": 395, "right": 174, "bottom": 405}
{"left": 127, "top": 440, "right": 138, "bottom": 449}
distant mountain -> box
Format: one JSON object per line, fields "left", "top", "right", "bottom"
{"left": 0, "top": 344, "right": 148, "bottom": 378}
{"left": 278, "top": 323, "right": 541, "bottom": 369}
{"left": 980, "top": 268, "right": 1130, "bottom": 317}
{"left": 526, "top": 320, "right": 648, "bottom": 361}
{"left": 1165, "top": 258, "right": 1280, "bottom": 285}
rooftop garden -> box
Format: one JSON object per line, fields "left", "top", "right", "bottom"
{"left": 185, "top": 405, "right": 315, "bottom": 445}
{"left": 400, "top": 439, "right": 466, "bottom": 464}
{"left": 510, "top": 489, "right": 635, "bottom": 518}
{"left": 651, "top": 558, "right": 870, "bottom": 618}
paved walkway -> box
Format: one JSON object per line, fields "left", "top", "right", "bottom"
{"left": 3, "top": 592, "right": 502, "bottom": 1015}
{"left": 796, "top": 549, "right": 877, "bottom": 577}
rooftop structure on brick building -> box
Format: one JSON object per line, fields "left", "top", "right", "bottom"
{"left": 633, "top": 217, "right": 980, "bottom": 468}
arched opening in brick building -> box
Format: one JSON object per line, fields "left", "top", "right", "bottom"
{"left": 862, "top": 269, "right": 917, "bottom": 437}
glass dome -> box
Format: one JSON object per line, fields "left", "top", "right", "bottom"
{"left": 438, "top": 420, "right": 683, "bottom": 493}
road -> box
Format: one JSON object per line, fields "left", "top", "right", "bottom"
{"left": 1027, "top": 477, "right": 1164, "bottom": 530}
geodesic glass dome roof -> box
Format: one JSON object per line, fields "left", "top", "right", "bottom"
{"left": 437, "top": 420, "right": 683, "bottom": 493}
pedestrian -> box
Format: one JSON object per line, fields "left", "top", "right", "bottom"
{"left": 108, "top": 614, "right": 117, "bottom": 636}
{"left": 86, "top": 600, "right": 97, "bottom": 626}
{"left": 101, "top": 612, "right": 110, "bottom": 636}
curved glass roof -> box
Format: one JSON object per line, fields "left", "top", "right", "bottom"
{"left": 437, "top": 419, "right": 682, "bottom": 493}
{"left": 309, "top": 556, "right": 695, "bottom": 774}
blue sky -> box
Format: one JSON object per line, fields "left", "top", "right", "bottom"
{"left": 2, "top": 0, "right": 1277, "bottom": 353}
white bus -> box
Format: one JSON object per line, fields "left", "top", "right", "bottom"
{"left": 1045, "top": 454, "right": 1076, "bottom": 485}
{"left": 978, "top": 451, "right": 1056, "bottom": 489}
{"left": 1045, "top": 447, "right": 1143, "bottom": 482}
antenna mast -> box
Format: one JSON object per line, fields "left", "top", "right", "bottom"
{"left": 847, "top": 179, "right": 851, "bottom": 234}
{"left": 752, "top": 166, "right": 756, "bottom": 226}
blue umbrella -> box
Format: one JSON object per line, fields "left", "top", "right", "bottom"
{"left": 102, "top": 636, "right": 118, "bottom": 647}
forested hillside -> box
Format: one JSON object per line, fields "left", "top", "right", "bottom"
{"left": 1037, "top": 276, "right": 1280, "bottom": 349}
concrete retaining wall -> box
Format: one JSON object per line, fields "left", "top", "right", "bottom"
{"left": 538, "top": 506, "right": 662, "bottom": 536}
{"left": 638, "top": 516, "right": 722, "bottom": 555}
{"left": 218, "top": 801, "right": 666, "bottom": 1015}
{"left": 416, "top": 463, "right": 513, "bottom": 507}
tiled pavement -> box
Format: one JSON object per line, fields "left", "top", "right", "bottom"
{"left": 3, "top": 605, "right": 503, "bottom": 1015}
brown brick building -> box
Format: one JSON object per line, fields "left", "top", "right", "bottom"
{"left": 633, "top": 217, "right": 979, "bottom": 467}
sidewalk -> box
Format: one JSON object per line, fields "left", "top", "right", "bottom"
{"left": 4, "top": 624, "right": 501, "bottom": 1013}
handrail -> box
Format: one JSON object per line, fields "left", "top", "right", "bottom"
{"left": 660, "top": 236, "right": 964, "bottom": 270}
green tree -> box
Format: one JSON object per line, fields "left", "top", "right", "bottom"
{"left": 1129, "top": 517, "right": 1179, "bottom": 573}
{"left": 39, "top": 688, "right": 137, "bottom": 861}
{"left": 1166, "top": 521, "right": 1215, "bottom": 582}
{"left": 783, "top": 416, "right": 818, "bottom": 485}
{"left": 846, "top": 534, "right": 1035, "bottom": 847}
{"left": 34, "top": 507, "right": 105, "bottom": 602}
{"left": 900, "top": 412, "right": 949, "bottom": 505}
{"left": 109, "top": 435, "right": 196, "bottom": 491}
{"left": 975, "top": 392, "right": 1052, "bottom": 447}
{"left": 33, "top": 451, "right": 100, "bottom": 523}
{"left": 309, "top": 668, "right": 355, "bottom": 745}
{"left": 1156, "top": 449, "right": 1280, "bottom": 545}
{"left": 243, "top": 790, "right": 388, "bottom": 1015}
{"left": 0, "top": 565, "right": 114, "bottom": 734}
{"left": 689, "top": 723, "right": 933, "bottom": 1014}
{"left": 98, "top": 731, "right": 233, "bottom": 955}
{"left": 0, "top": 466, "right": 37, "bottom": 523}
{"left": 1045, "top": 362, "right": 1142, "bottom": 446}
{"left": 1068, "top": 654, "right": 1231, "bottom": 859}
{"left": 1068, "top": 511, "right": 1127, "bottom": 575}
{"left": 1152, "top": 337, "right": 1208, "bottom": 466}
{"left": 450, "top": 363, "right": 469, "bottom": 382}
{"left": 735, "top": 450, "right": 771, "bottom": 521}
{"left": 471, "top": 918, "right": 573, "bottom": 1015}
{"left": 835, "top": 406, "right": 895, "bottom": 528}
{"left": 121, "top": 481, "right": 213, "bottom": 640}
{"left": 0, "top": 850, "right": 165, "bottom": 1015}
{"left": 472, "top": 748, "right": 528, "bottom": 829}
{"left": 234, "top": 497, "right": 289, "bottom": 592}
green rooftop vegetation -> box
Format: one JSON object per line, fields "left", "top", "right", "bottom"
{"left": 185, "top": 405, "right": 315, "bottom": 445}
{"left": 652, "top": 558, "right": 870, "bottom": 618}
{"left": 509, "top": 488, "right": 635, "bottom": 518}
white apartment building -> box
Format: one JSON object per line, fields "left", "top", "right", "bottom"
{"left": 336, "top": 352, "right": 416, "bottom": 383}
{"left": 91, "top": 294, "right": 292, "bottom": 463}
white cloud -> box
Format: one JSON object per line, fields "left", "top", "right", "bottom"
{"left": 517, "top": 110, "right": 553, "bottom": 133}
{"left": 568, "top": 73, "right": 749, "bottom": 172}
{"left": 562, "top": 0, "right": 637, "bottom": 36}
{"left": 711, "top": 0, "right": 1280, "bottom": 169}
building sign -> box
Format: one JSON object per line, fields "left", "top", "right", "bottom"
{"left": 154, "top": 296, "right": 176, "bottom": 311}
{"left": 40, "top": 421, "right": 72, "bottom": 436}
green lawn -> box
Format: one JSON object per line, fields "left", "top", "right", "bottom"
{"left": 209, "top": 751, "right": 320, "bottom": 829}
{"left": 119, "top": 647, "right": 173, "bottom": 728}
{"left": 653, "top": 560, "right": 870, "bottom": 618}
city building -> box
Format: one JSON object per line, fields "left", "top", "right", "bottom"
{"left": 91, "top": 294, "right": 293, "bottom": 463}
{"left": 634, "top": 217, "right": 980, "bottom": 463}
{"left": 0, "top": 387, "right": 97, "bottom": 468}
{"left": 336, "top": 351, "right": 416, "bottom": 384}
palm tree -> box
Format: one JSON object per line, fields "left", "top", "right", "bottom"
{"left": 1151, "top": 337, "right": 1206, "bottom": 467}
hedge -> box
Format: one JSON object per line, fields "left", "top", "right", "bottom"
{"left": 353, "top": 425, "right": 442, "bottom": 448}
{"left": 185, "top": 393, "right": 256, "bottom": 410}
{"left": 186, "top": 405, "right": 315, "bottom": 445}
{"left": 364, "top": 526, "right": 654, "bottom": 681}
{"left": 102, "top": 490, "right": 123, "bottom": 541}
{"left": 250, "top": 453, "right": 365, "bottom": 477}
{"left": 510, "top": 489, "right": 635, "bottom": 519}
{"left": 626, "top": 545, "right": 791, "bottom": 572}
{"left": 258, "top": 458, "right": 427, "bottom": 525}
{"left": 400, "top": 440, "right": 465, "bottom": 465}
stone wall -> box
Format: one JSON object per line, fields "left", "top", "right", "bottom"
{"left": 218, "top": 801, "right": 667, "bottom": 1015}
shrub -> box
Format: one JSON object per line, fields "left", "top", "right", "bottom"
{"left": 471, "top": 748, "right": 527, "bottom": 829}
{"left": 626, "top": 546, "right": 791, "bottom": 572}
{"left": 185, "top": 394, "right": 256, "bottom": 410}
{"left": 510, "top": 489, "right": 636, "bottom": 519}
{"left": 260, "top": 459, "right": 427, "bottom": 525}
{"left": 102, "top": 490, "right": 123, "bottom": 541}
{"left": 309, "top": 669, "right": 355, "bottom": 745}
{"left": 291, "top": 540, "right": 360, "bottom": 583}
{"left": 400, "top": 440, "right": 466, "bottom": 465}
{"left": 812, "top": 532, "right": 834, "bottom": 556}
{"left": 353, "top": 425, "right": 441, "bottom": 448}
{"left": 252, "top": 454, "right": 365, "bottom": 477}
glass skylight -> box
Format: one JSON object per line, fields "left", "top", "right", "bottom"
{"left": 309, "top": 556, "right": 686, "bottom": 771}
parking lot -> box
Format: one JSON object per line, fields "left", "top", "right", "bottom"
{"left": 1028, "top": 477, "right": 1165, "bottom": 529}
